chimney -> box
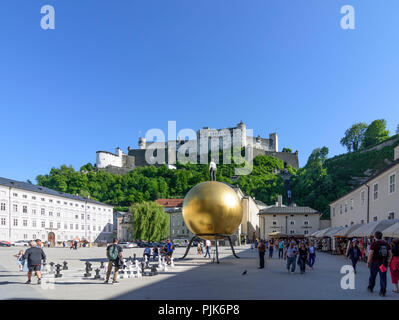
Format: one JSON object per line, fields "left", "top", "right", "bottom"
{"left": 395, "top": 146, "right": 399, "bottom": 161}
{"left": 277, "top": 195, "right": 283, "bottom": 207}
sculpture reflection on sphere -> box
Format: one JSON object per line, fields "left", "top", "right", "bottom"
{"left": 182, "top": 181, "right": 243, "bottom": 240}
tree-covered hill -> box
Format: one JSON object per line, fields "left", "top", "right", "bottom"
{"left": 36, "top": 154, "right": 287, "bottom": 211}
{"left": 36, "top": 119, "right": 399, "bottom": 220}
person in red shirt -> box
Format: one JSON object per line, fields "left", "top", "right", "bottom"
{"left": 258, "top": 240, "right": 266, "bottom": 269}
{"left": 367, "top": 231, "right": 392, "bottom": 297}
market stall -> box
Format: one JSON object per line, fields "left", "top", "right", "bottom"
{"left": 347, "top": 219, "right": 399, "bottom": 260}
{"left": 332, "top": 224, "right": 363, "bottom": 255}
{"left": 381, "top": 222, "right": 399, "bottom": 239}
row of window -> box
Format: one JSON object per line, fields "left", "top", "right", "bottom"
{"left": 9, "top": 193, "right": 111, "bottom": 212}
{"left": 1, "top": 203, "right": 110, "bottom": 220}
{"left": 15, "top": 233, "right": 104, "bottom": 241}
{"left": 333, "top": 173, "right": 396, "bottom": 216}
{"left": 338, "top": 212, "right": 395, "bottom": 228}
{"left": 0, "top": 218, "right": 112, "bottom": 232}
{"left": 272, "top": 220, "right": 310, "bottom": 226}
{"left": 270, "top": 229, "right": 310, "bottom": 235}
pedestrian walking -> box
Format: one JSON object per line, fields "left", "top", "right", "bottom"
{"left": 367, "top": 231, "right": 392, "bottom": 297}
{"left": 307, "top": 241, "right": 316, "bottom": 270}
{"left": 35, "top": 239, "right": 43, "bottom": 249}
{"left": 165, "top": 239, "right": 175, "bottom": 265}
{"left": 258, "top": 240, "right": 266, "bottom": 269}
{"left": 204, "top": 240, "right": 212, "bottom": 258}
{"left": 347, "top": 240, "right": 362, "bottom": 273}
{"left": 204, "top": 239, "right": 211, "bottom": 258}
{"left": 24, "top": 241, "right": 46, "bottom": 285}
{"left": 74, "top": 240, "right": 78, "bottom": 250}
{"left": 14, "top": 250, "right": 25, "bottom": 271}
{"left": 268, "top": 240, "right": 274, "bottom": 259}
{"left": 297, "top": 242, "right": 309, "bottom": 274}
{"left": 152, "top": 245, "right": 159, "bottom": 260}
{"left": 389, "top": 238, "right": 399, "bottom": 294}
{"left": 197, "top": 242, "right": 202, "bottom": 255}
{"left": 284, "top": 241, "right": 298, "bottom": 273}
{"left": 278, "top": 240, "right": 284, "bottom": 259}
{"left": 104, "top": 238, "right": 123, "bottom": 284}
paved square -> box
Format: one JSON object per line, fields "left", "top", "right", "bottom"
{"left": 1, "top": 245, "right": 398, "bottom": 300}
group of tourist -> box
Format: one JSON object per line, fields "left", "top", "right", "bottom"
{"left": 255, "top": 238, "right": 317, "bottom": 273}
{"left": 142, "top": 240, "right": 175, "bottom": 263}
{"left": 253, "top": 231, "right": 399, "bottom": 297}
{"left": 13, "top": 239, "right": 47, "bottom": 285}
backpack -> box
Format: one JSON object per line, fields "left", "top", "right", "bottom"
{"left": 375, "top": 241, "right": 388, "bottom": 261}
{"left": 107, "top": 245, "right": 119, "bottom": 261}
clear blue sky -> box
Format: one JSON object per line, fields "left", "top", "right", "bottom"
{"left": 1, "top": 0, "right": 398, "bottom": 182}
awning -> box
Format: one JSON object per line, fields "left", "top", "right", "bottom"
{"left": 313, "top": 228, "right": 332, "bottom": 238}
{"left": 347, "top": 219, "right": 399, "bottom": 237}
{"left": 380, "top": 222, "right": 399, "bottom": 238}
{"left": 323, "top": 226, "right": 345, "bottom": 237}
{"left": 333, "top": 224, "right": 362, "bottom": 237}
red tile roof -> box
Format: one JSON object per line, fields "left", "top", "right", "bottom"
{"left": 156, "top": 198, "right": 184, "bottom": 208}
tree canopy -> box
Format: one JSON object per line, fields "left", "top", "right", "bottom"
{"left": 340, "top": 122, "right": 367, "bottom": 152}
{"left": 130, "top": 201, "right": 169, "bottom": 241}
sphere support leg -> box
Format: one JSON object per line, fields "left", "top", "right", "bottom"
{"left": 214, "top": 235, "right": 220, "bottom": 264}
{"left": 179, "top": 236, "right": 198, "bottom": 260}
{"left": 227, "top": 235, "right": 240, "bottom": 259}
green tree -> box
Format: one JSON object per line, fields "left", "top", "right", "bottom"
{"left": 340, "top": 122, "right": 368, "bottom": 152}
{"left": 362, "top": 119, "right": 390, "bottom": 148}
{"left": 130, "top": 201, "right": 169, "bottom": 241}
{"left": 282, "top": 148, "right": 292, "bottom": 153}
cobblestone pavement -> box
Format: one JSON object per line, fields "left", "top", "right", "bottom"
{"left": 1, "top": 245, "right": 398, "bottom": 300}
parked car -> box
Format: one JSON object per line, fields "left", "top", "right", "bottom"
{"left": 13, "top": 240, "right": 30, "bottom": 247}
{"left": 118, "top": 242, "right": 135, "bottom": 249}
{"left": 0, "top": 240, "right": 12, "bottom": 247}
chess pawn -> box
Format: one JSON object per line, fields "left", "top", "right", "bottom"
{"left": 170, "top": 257, "right": 175, "bottom": 268}
{"left": 144, "top": 255, "right": 148, "bottom": 264}
{"left": 158, "top": 255, "right": 162, "bottom": 267}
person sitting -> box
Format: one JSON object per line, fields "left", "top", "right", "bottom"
{"left": 143, "top": 246, "right": 151, "bottom": 260}
{"left": 152, "top": 246, "right": 159, "bottom": 260}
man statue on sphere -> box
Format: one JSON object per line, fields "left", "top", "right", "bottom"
{"left": 209, "top": 159, "right": 217, "bottom": 181}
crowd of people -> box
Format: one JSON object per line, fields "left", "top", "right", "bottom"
{"left": 254, "top": 238, "right": 317, "bottom": 274}
{"left": 253, "top": 231, "right": 399, "bottom": 297}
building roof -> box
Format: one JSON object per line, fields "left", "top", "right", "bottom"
{"left": 329, "top": 158, "right": 399, "bottom": 206}
{"left": 0, "top": 176, "right": 113, "bottom": 207}
{"left": 156, "top": 198, "right": 184, "bottom": 208}
{"left": 258, "top": 205, "right": 319, "bottom": 215}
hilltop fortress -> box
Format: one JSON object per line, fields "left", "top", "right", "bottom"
{"left": 96, "top": 121, "right": 299, "bottom": 174}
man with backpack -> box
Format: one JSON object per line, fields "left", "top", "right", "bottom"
{"left": 105, "top": 238, "right": 123, "bottom": 284}
{"left": 367, "top": 231, "right": 392, "bottom": 297}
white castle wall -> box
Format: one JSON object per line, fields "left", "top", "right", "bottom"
{"left": 96, "top": 148, "right": 124, "bottom": 168}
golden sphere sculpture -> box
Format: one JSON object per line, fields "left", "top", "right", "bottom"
{"left": 182, "top": 181, "right": 243, "bottom": 240}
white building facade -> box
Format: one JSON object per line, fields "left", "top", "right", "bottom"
{"left": 258, "top": 196, "right": 321, "bottom": 239}
{"left": 330, "top": 146, "right": 399, "bottom": 228}
{"left": 0, "top": 177, "right": 114, "bottom": 243}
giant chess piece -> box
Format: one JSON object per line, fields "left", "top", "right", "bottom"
{"left": 42, "top": 261, "right": 49, "bottom": 274}
{"left": 85, "top": 261, "right": 92, "bottom": 271}
{"left": 157, "top": 255, "right": 162, "bottom": 267}
{"left": 151, "top": 265, "right": 158, "bottom": 276}
{"left": 170, "top": 257, "right": 175, "bottom": 268}
{"left": 84, "top": 264, "right": 92, "bottom": 278}
{"left": 55, "top": 264, "right": 63, "bottom": 278}
{"left": 100, "top": 261, "right": 105, "bottom": 269}
{"left": 62, "top": 261, "right": 68, "bottom": 270}
{"left": 94, "top": 268, "right": 101, "bottom": 279}
{"left": 49, "top": 262, "right": 55, "bottom": 274}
